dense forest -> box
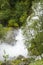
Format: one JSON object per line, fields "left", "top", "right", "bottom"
{"left": 0, "top": 0, "right": 33, "bottom": 38}
{"left": 0, "top": 0, "right": 43, "bottom": 65}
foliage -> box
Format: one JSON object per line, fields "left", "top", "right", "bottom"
{"left": 0, "top": 24, "right": 6, "bottom": 39}
{"left": 28, "top": 2, "right": 43, "bottom": 56}
{"left": 0, "top": 59, "right": 43, "bottom": 65}
{"left": 8, "top": 19, "right": 19, "bottom": 27}
{"left": 11, "top": 60, "right": 22, "bottom": 65}
{"left": 0, "top": 0, "right": 33, "bottom": 27}
{"left": 29, "top": 60, "right": 43, "bottom": 65}
{"left": 0, "top": 62, "right": 2, "bottom": 65}
{"left": 0, "top": 0, "right": 33, "bottom": 39}
{"left": 0, "top": 24, "right": 11, "bottom": 39}
{"left": 11, "top": 58, "right": 30, "bottom": 65}
{"left": 23, "top": 1, "right": 43, "bottom": 58}
{"left": 0, "top": 9, "right": 11, "bottom": 20}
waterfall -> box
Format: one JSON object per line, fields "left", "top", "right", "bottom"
{"left": 0, "top": 29, "right": 28, "bottom": 61}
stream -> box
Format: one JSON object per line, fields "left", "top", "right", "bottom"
{"left": 0, "top": 29, "right": 28, "bottom": 61}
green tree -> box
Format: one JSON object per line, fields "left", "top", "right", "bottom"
{"left": 0, "top": 0, "right": 33, "bottom": 39}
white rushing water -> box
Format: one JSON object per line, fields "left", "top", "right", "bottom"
{"left": 0, "top": 29, "right": 28, "bottom": 61}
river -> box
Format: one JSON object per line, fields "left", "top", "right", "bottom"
{"left": 0, "top": 29, "right": 28, "bottom": 61}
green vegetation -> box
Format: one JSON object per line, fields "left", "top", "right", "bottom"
{"left": 0, "top": 62, "right": 2, "bottom": 65}
{"left": 23, "top": 0, "right": 43, "bottom": 59}
{"left": 11, "top": 59, "right": 22, "bottom": 65}
{"left": 29, "top": 3, "right": 43, "bottom": 57}
{"left": 29, "top": 60, "right": 43, "bottom": 65}
{"left": 0, "top": 0, "right": 33, "bottom": 39}
{"left": 0, "top": 57, "right": 30, "bottom": 65}
{"left": 0, "top": 59, "right": 43, "bottom": 65}
{"left": 0, "top": 24, "right": 12, "bottom": 39}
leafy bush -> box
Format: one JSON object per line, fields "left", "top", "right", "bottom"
{"left": 8, "top": 19, "right": 19, "bottom": 27}
{"left": 0, "top": 24, "right": 11, "bottom": 39}
{"left": 29, "top": 60, "right": 43, "bottom": 65}
{"left": 0, "top": 9, "right": 11, "bottom": 20}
